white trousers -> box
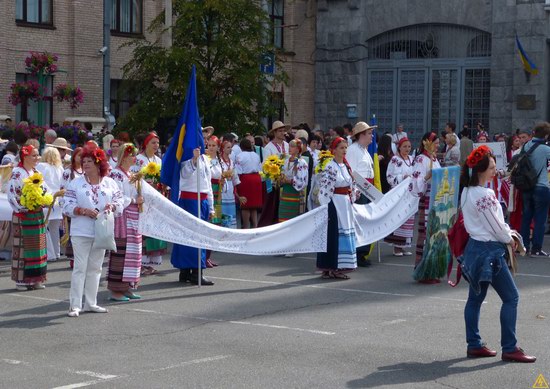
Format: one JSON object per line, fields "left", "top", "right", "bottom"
{"left": 46, "top": 219, "right": 61, "bottom": 260}
{"left": 69, "top": 236, "right": 105, "bottom": 310}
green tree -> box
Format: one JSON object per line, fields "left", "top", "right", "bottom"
{"left": 118, "top": 0, "right": 287, "bottom": 136}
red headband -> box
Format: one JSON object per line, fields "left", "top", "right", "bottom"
{"left": 19, "top": 145, "right": 34, "bottom": 166}
{"left": 330, "top": 137, "right": 346, "bottom": 151}
{"left": 428, "top": 132, "right": 437, "bottom": 142}
{"left": 110, "top": 139, "right": 121, "bottom": 147}
{"left": 397, "top": 137, "right": 410, "bottom": 149}
{"left": 209, "top": 136, "right": 221, "bottom": 147}
{"left": 142, "top": 133, "right": 159, "bottom": 151}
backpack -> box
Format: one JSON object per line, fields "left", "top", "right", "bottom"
{"left": 508, "top": 142, "right": 543, "bottom": 191}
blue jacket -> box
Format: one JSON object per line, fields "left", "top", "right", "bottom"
{"left": 458, "top": 239, "right": 507, "bottom": 295}
{"left": 523, "top": 138, "right": 550, "bottom": 188}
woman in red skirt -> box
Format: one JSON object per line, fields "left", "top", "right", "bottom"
{"left": 235, "top": 138, "right": 262, "bottom": 228}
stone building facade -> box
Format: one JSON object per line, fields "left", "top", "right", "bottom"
{"left": 315, "top": 0, "right": 550, "bottom": 144}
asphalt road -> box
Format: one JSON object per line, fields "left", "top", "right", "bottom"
{"left": 0, "top": 242, "right": 548, "bottom": 389}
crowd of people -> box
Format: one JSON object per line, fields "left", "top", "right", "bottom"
{"left": 1, "top": 116, "right": 547, "bottom": 363}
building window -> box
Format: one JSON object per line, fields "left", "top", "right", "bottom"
{"left": 16, "top": 0, "right": 53, "bottom": 26}
{"left": 463, "top": 69, "right": 491, "bottom": 130}
{"left": 15, "top": 73, "right": 53, "bottom": 125}
{"left": 111, "top": 0, "right": 142, "bottom": 35}
{"left": 269, "top": 0, "right": 284, "bottom": 49}
{"left": 267, "top": 91, "right": 284, "bottom": 126}
{"left": 110, "top": 79, "right": 138, "bottom": 121}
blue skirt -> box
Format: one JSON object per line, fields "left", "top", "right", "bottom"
{"left": 170, "top": 198, "right": 210, "bottom": 269}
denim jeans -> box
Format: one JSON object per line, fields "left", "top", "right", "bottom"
{"left": 521, "top": 186, "right": 550, "bottom": 252}
{"left": 464, "top": 259, "right": 519, "bottom": 353}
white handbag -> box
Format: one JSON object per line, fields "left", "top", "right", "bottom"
{"left": 92, "top": 211, "right": 116, "bottom": 251}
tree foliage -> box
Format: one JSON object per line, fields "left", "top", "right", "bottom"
{"left": 118, "top": 0, "right": 287, "bottom": 136}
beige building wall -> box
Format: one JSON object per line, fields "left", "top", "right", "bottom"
{"left": 0, "top": 0, "right": 163, "bottom": 125}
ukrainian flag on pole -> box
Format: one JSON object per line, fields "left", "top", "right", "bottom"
{"left": 161, "top": 65, "right": 205, "bottom": 204}
{"left": 367, "top": 119, "right": 382, "bottom": 191}
{"left": 515, "top": 34, "right": 538, "bottom": 75}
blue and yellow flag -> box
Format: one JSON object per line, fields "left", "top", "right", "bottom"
{"left": 161, "top": 65, "right": 204, "bottom": 203}
{"left": 516, "top": 35, "right": 538, "bottom": 75}
{"left": 367, "top": 129, "right": 382, "bottom": 191}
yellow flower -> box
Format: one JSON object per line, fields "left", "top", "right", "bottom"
{"left": 23, "top": 172, "right": 44, "bottom": 187}
{"left": 266, "top": 155, "right": 279, "bottom": 164}
{"left": 141, "top": 162, "right": 161, "bottom": 177}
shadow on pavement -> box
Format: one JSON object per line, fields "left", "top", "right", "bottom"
{"left": 346, "top": 358, "right": 503, "bottom": 388}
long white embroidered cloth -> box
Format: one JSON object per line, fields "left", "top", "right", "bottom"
{"left": 0, "top": 178, "right": 420, "bottom": 254}
{"left": 137, "top": 178, "right": 419, "bottom": 255}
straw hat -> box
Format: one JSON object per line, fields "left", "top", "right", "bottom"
{"left": 269, "top": 120, "right": 290, "bottom": 134}
{"left": 201, "top": 126, "right": 214, "bottom": 137}
{"left": 45, "top": 137, "right": 73, "bottom": 152}
{"left": 352, "top": 122, "right": 377, "bottom": 138}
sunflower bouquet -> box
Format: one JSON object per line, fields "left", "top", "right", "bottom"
{"left": 20, "top": 172, "right": 53, "bottom": 211}
{"left": 314, "top": 150, "right": 334, "bottom": 174}
{"left": 260, "top": 155, "right": 284, "bottom": 181}
{"left": 141, "top": 162, "right": 161, "bottom": 185}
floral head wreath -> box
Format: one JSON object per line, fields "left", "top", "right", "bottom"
{"left": 466, "top": 145, "right": 492, "bottom": 168}
{"left": 123, "top": 144, "right": 137, "bottom": 157}
{"left": 92, "top": 148, "right": 106, "bottom": 164}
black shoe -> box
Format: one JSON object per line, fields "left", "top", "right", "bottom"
{"left": 530, "top": 250, "right": 549, "bottom": 258}
{"left": 357, "top": 257, "right": 372, "bottom": 267}
{"left": 179, "top": 269, "right": 191, "bottom": 283}
{"left": 189, "top": 269, "right": 214, "bottom": 285}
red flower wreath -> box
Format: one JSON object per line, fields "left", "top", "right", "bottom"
{"left": 92, "top": 148, "right": 106, "bottom": 163}
{"left": 466, "top": 145, "right": 492, "bottom": 168}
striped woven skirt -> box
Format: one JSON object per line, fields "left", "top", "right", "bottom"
{"left": 211, "top": 181, "right": 223, "bottom": 225}
{"left": 384, "top": 215, "right": 415, "bottom": 248}
{"left": 11, "top": 210, "right": 47, "bottom": 285}
{"left": 414, "top": 194, "right": 430, "bottom": 266}
{"left": 278, "top": 184, "right": 303, "bottom": 222}
{"left": 108, "top": 204, "right": 142, "bottom": 292}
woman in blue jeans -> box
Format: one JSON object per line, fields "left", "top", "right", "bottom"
{"left": 458, "top": 145, "right": 536, "bottom": 363}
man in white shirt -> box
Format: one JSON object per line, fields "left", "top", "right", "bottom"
{"left": 263, "top": 120, "right": 290, "bottom": 161}
{"left": 346, "top": 121, "right": 376, "bottom": 267}
{"left": 391, "top": 124, "right": 408, "bottom": 155}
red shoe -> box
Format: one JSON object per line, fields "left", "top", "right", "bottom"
{"left": 501, "top": 347, "right": 536, "bottom": 363}
{"left": 418, "top": 279, "right": 440, "bottom": 284}
{"left": 467, "top": 346, "right": 497, "bottom": 358}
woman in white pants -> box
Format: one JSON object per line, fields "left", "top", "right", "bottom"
{"left": 63, "top": 145, "right": 123, "bottom": 317}
{"left": 37, "top": 147, "right": 65, "bottom": 262}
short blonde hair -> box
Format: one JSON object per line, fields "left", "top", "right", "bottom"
{"left": 41, "top": 147, "right": 62, "bottom": 167}
{"left": 446, "top": 133, "right": 458, "bottom": 146}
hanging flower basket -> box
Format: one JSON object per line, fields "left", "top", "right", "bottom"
{"left": 25, "top": 51, "right": 59, "bottom": 75}
{"left": 53, "top": 83, "right": 84, "bottom": 109}
{"left": 8, "top": 81, "right": 42, "bottom": 106}
{"left": 15, "top": 123, "right": 47, "bottom": 139}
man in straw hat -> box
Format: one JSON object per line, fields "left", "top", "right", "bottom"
{"left": 346, "top": 121, "right": 377, "bottom": 267}
{"left": 263, "top": 120, "right": 290, "bottom": 161}
{"left": 46, "top": 137, "right": 73, "bottom": 168}
{"left": 201, "top": 126, "right": 215, "bottom": 139}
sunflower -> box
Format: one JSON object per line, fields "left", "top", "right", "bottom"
{"left": 24, "top": 172, "right": 44, "bottom": 187}
{"left": 141, "top": 162, "right": 161, "bottom": 177}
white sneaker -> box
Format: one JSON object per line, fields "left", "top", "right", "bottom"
{"left": 15, "top": 285, "right": 29, "bottom": 291}
{"left": 84, "top": 305, "right": 108, "bottom": 313}
{"left": 68, "top": 308, "right": 80, "bottom": 317}
{"left": 33, "top": 283, "right": 46, "bottom": 289}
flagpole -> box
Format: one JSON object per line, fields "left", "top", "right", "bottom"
{"left": 197, "top": 152, "right": 202, "bottom": 287}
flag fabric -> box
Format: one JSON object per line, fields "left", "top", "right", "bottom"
{"left": 161, "top": 65, "right": 204, "bottom": 203}
{"left": 515, "top": 35, "right": 538, "bottom": 75}
{"left": 368, "top": 131, "right": 382, "bottom": 191}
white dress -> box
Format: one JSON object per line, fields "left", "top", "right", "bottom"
{"left": 131, "top": 153, "right": 162, "bottom": 174}
{"left": 316, "top": 160, "right": 357, "bottom": 270}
